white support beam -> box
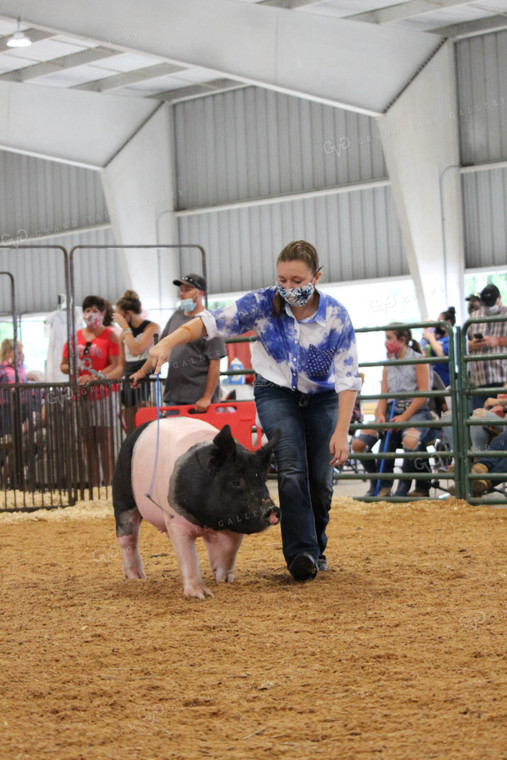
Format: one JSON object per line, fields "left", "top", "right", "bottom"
{"left": 350, "top": 0, "right": 477, "bottom": 24}
{"left": 75, "top": 62, "right": 187, "bottom": 92}
{"left": 432, "top": 14, "right": 507, "bottom": 37}
{"left": 155, "top": 78, "right": 247, "bottom": 103}
{"left": 1, "top": 46, "right": 121, "bottom": 82}
{"left": 261, "top": 0, "right": 328, "bottom": 8}
{"left": 174, "top": 178, "right": 391, "bottom": 217}
{"left": 100, "top": 106, "right": 179, "bottom": 312}
{"left": 0, "top": 0, "right": 442, "bottom": 115}
{"left": 378, "top": 42, "right": 465, "bottom": 320}
{"left": 0, "top": 80, "right": 160, "bottom": 167}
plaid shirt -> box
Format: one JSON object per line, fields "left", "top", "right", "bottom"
{"left": 468, "top": 305, "right": 507, "bottom": 387}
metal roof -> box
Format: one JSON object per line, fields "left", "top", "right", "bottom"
{"left": 1, "top": 1, "right": 506, "bottom": 105}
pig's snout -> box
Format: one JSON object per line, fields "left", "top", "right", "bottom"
{"left": 265, "top": 506, "right": 280, "bottom": 525}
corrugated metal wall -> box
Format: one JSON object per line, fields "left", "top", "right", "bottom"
{"left": 0, "top": 151, "right": 109, "bottom": 241}
{"left": 0, "top": 226, "right": 128, "bottom": 314}
{"left": 174, "top": 86, "right": 405, "bottom": 293}
{"left": 175, "top": 87, "right": 387, "bottom": 208}
{"left": 455, "top": 30, "right": 507, "bottom": 270}
{"left": 0, "top": 150, "right": 125, "bottom": 313}
{"left": 462, "top": 168, "right": 507, "bottom": 269}
{"left": 456, "top": 30, "right": 507, "bottom": 166}
{"left": 178, "top": 187, "right": 405, "bottom": 294}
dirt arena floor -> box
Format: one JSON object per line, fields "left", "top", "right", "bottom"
{"left": 1, "top": 492, "right": 506, "bottom": 760}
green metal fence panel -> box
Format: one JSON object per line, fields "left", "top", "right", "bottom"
{"left": 0, "top": 319, "right": 505, "bottom": 509}
{"left": 458, "top": 315, "right": 507, "bottom": 503}
{"left": 344, "top": 321, "right": 456, "bottom": 500}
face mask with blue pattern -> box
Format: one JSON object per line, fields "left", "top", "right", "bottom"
{"left": 277, "top": 281, "right": 315, "bottom": 307}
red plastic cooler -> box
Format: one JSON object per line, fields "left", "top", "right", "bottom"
{"left": 135, "top": 401, "right": 263, "bottom": 451}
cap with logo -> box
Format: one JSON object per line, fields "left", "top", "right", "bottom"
{"left": 465, "top": 292, "right": 481, "bottom": 302}
{"left": 479, "top": 284, "right": 500, "bottom": 307}
{"left": 172, "top": 273, "right": 206, "bottom": 292}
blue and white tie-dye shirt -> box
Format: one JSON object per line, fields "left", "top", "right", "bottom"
{"left": 200, "top": 286, "right": 362, "bottom": 395}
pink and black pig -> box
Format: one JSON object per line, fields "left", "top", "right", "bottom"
{"left": 112, "top": 417, "right": 280, "bottom": 599}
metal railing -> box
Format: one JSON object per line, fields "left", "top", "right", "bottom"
{"left": 457, "top": 314, "right": 507, "bottom": 504}
{"left": 0, "top": 319, "right": 505, "bottom": 510}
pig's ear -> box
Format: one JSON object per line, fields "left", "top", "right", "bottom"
{"left": 209, "top": 424, "right": 237, "bottom": 469}
{"left": 256, "top": 429, "right": 280, "bottom": 469}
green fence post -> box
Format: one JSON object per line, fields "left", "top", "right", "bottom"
{"left": 453, "top": 325, "right": 467, "bottom": 500}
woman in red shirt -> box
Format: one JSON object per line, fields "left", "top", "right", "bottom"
{"left": 61, "top": 295, "right": 121, "bottom": 486}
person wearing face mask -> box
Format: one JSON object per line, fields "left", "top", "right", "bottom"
{"left": 352, "top": 325, "right": 432, "bottom": 498}
{"left": 0, "top": 339, "right": 28, "bottom": 436}
{"left": 60, "top": 295, "right": 121, "bottom": 486}
{"left": 146, "top": 241, "right": 362, "bottom": 582}
{"left": 467, "top": 284, "right": 507, "bottom": 411}
{"left": 0, "top": 339, "right": 27, "bottom": 386}
{"left": 0, "top": 340, "right": 30, "bottom": 485}
{"left": 113, "top": 290, "right": 160, "bottom": 433}
{"left": 421, "top": 306, "right": 456, "bottom": 387}
{"left": 130, "top": 274, "right": 226, "bottom": 412}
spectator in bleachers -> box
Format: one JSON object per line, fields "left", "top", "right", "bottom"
{"left": 0, "top": 339, "right": 29, "bottom": 485}
{"left": 465, "top": 292, "right": 481, "bottom": 315}
{"left": 0, "top": 339, "right": 27, "bottom": 386}
{"left": 467, "top": 284, "right": 507, "bottom": 410}
{"left": 450, "top": 428, "right": 507, "bottom": 497}
{"left": 441, "top": 390, "right": 507, "bottom": 458}
{"left": 421, "top": 306, "right": 456, "bottom": 387}
{"left": 113, "top": 290, "right": 160, "bottom": 433}
{"left": 0, "top": 339, "right": 28, "bottom": 436}
{"left": 351, "top": 324, "right": 432, "bottom": 498}
{"left": 60, "top": 295, "right": 121, "bottom": 487}
{"left": 131, "top": 274, "right": 226, "bottom": 412}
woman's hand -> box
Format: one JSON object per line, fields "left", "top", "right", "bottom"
{"left": 113, "top": 311, "right": 129, "bottom": 331}
{"left": 149, "top": 341, "right": 172, "bottom": 374}
{"left": 390, "top": 412, "right": 407, "bottom": 431}
{"left": 129, "top": 370, "right": 148, "bottom": 388}
{"left": 329, "top": 431, "right": 350, "bottom": 467}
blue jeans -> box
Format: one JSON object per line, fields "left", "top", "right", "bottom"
{"left": 471, "top": 384, "right": 505, "bottom": 413}
{"left": 477, "top": 430, "right": 507, "bottom": 474}
{"left": 254, "top": 377, "right": 338, "bottom": 567}
{"left": 376, "top": 409, "right": 433, "bottom": 491}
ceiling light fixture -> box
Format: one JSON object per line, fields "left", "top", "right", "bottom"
{"left": 6, "top": 18, "right": 32, "bottom": 48}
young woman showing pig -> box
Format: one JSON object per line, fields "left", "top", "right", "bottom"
{"left": 144, "top": 240, "right": 361, "bottom": 582}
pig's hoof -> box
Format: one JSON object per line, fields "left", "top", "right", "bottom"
{"left": 214, "top": 569, "right": 235, "bottom": 583}
{"left": 184, "top": 583, "right": 214, "bottom": 600}
{"left": 123, "top": 565, "right": 146, "bottom": 580}
{"left": 121, "top": 547, "right": 145, "bottom": 579}
{"left": 122, "top": 555, "right": 146, "bottom": 579}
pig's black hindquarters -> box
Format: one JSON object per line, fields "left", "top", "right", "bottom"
{"left": 112, "top": 422, "right": 151, "bottom": 536}
{"left": 169, "top": 425, "right": 280, "bottom": 535}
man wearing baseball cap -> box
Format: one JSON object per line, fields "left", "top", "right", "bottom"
{"left": 131, "top": 273, "right": 226, "bottom": 411}
{"left": 172, "top": 273, "right": 206, "bottom": 292}
{"left": 465, "top": 292, "right": 481, "bottom": 315}
{"left": 467, "top": 283, "right": 507, "bottom": 410}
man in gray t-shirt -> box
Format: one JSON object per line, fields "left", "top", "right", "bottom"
{"left": 160, "top": 273, "right": 226, "bottom": 410}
